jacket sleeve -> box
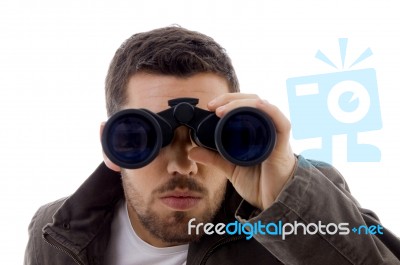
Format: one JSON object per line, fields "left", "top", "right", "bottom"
{"left": 24, "top": 206, "right": 40, "bottom": 265}
{"left": 235, "top": 155, "right": 400, "bottom": 265}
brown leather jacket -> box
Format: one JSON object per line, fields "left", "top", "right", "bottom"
{"left": 24, "top": 156, "right": 400, "bottom": 265}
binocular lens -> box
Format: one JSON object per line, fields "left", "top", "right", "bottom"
{"left": 216, "top": 108, "right": 275, "bottom": 166}
{"left": 102, "top": 110, "right": 161, "bottom": 168}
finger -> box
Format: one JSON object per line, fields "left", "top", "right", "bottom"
{"left": 188, "top": 147, "right": 235, "bottom": 176}
{"left": 255, "top": 99, "right": 292, "bottom": 143}
{"left": 208, "top": 93, "right": 259, "bottom": 111}
{"left": 214, "top": 98, "right": 260, "bottom": 117}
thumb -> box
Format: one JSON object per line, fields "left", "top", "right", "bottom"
{"left": 189, "top": 147, "right": 235, "bottom": 175}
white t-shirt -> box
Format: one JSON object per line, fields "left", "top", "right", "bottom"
{"left": 104, "top": 200, "right": 188, "bottom": 265}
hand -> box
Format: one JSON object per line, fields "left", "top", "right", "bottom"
{"left": 189, "top": 93, "right": 297, "bottom": 210}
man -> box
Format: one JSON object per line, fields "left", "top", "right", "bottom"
{"left": 24, "top": 26, "right": 400, "bottom": 265}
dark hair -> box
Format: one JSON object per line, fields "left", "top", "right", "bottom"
{"left": 105, "top": 26, "right": 240, "bottom": 116}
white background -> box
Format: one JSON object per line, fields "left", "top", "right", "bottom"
{"left": 1, "top": 0, "right": 399, "bottom": 263}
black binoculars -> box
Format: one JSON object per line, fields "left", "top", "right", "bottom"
{"left": 101, "top": 98, "right": 276, "bottom": 169}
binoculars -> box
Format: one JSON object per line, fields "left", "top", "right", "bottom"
{"left": 101, "top": 98, "right": 276, "bottom": 169}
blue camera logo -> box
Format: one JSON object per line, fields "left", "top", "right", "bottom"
{"left": 286, "top": 39, "right": 382, "bottom": 163}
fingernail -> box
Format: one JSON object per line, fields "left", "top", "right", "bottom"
{"left": 216, "top": 106, "right": 225, "bottom": 113}
{"left": 257, "top": 99, "right": 268, "bottom": 106}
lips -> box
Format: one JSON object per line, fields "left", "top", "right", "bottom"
{"left": 160, "top": 191, "right": 202, "bottom": 211}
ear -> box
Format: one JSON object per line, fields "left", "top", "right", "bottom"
{"left": 100, "top": 122, "right": 121, "bottom": 172}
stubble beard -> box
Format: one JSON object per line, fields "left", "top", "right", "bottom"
{"left": 122, "top": 172, "right": 227, "bottom": 245}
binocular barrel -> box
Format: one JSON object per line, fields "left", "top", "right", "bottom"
{"left": 101, "top": 98, "right": 276, "bottom": 169}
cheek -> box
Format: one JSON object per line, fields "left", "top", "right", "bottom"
{"left": 121, "top": 169, "right": 158, "bottom": 199}
{"left": 205, "top": 173, "right": 227, "bottom": 198}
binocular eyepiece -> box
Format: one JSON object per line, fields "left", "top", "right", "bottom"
{"left": 101, "top": 98, "right": 276, "bottom": 169}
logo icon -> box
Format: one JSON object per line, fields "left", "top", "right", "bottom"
{"left": 286, "top": 38, "right": 382, "bottom": 163}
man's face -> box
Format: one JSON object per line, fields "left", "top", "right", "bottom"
{"left": 120, "top": 72, "right": 230, "bottom": 247}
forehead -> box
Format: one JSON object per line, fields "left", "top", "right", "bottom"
{"left": 124, "top": 72, "right": 230, "bottom": 112}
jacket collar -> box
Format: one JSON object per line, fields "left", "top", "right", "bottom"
{"left": 43, "top": 163, "right": 123, "bottom": 255}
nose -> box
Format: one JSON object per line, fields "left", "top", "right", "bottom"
{"left": 166, "top": 126, "right": 198, "bottom": 176}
